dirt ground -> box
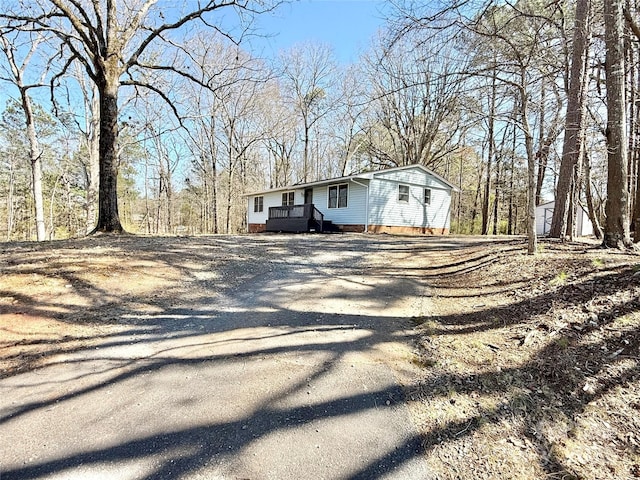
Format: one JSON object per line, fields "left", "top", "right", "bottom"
{"left": 1, "top": 234, "right": 639, "bottom": 479}
{"left": 410, "top": 237, "right": 640, "bottom": 480}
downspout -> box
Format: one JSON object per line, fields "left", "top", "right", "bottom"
{"left": 350, "top": 178, "right": 369, "bottom": 233}
{"left": 246, "top": 196, "right": 250, "bottom": 233}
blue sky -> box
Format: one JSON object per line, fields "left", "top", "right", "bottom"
{"left": 249, "top": 0, "right": 390, "bottom": 63}
{"left": 0, "top": 1, "right": 389, "bottom": 110}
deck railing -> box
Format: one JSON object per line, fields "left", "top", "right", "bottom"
{"left": 269, "top": 204, "right": 307, "bottom": 219}
{"left": 268, "top": 203, "right": 324, "bottom": 231}
{"left": 312, "top": 206, "right": 323, "bottom": 223}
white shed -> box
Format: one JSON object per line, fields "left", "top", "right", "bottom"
{"left": 245, "top": 164, "right": 459, "bottom": 235}
{"left": 535, "top": 200, "right": 594, "bottom": 237}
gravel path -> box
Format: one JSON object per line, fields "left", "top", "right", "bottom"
{"left": 0, "top": 234, "right": 437, "bottom": 479}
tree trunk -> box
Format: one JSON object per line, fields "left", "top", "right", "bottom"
{"left": 166, "top": 174, "right": 173, "bottom": 233}
{"left": 93, "top": 76, "right": 124, "bottom": 233}
{"left": 508, "top": 120, "right": 516, "bottom": 235}
{"left": 226, "top": 170, "right": 233, "bottom": 234}
{"left": 303, "top": 119, "right": 310, "bottom": 183}
{"left": 492, "top": 153, "right": 500, "bottom": 235}
{"left": 519, "top": 74, "right": 537, "bottom": 255}
{"left": 603, "top": 0, "right": 632, "bottom": 248}
{"left": 86, "top": 139, "right": 100, "bottom": 233}
{"left": 584, "top": 152, "right": 604, "bottom": 239}
{"left": 535, "top": 78, "right": 547, "bottom": 206}
{"left": 6, "top": 161, "right": 15, "bottom": 240}
{"left": 212, "top": 154, "right": 219, "bottom": 234}
{"left": 632, "top": 40, "right": 640, "bottom": 241}
{"left": 550, "top": 0, "right": 591, "bottom": 239}
{"left": 1, "top": 36, "right": 46, "bottom": 240}
{"left": 470, "top": 166, "right": 483, "bottom": 234}
{"left": 482, "top": 69, "right": 497, "bottom": 235}
{"left": 23, "top": 93, "right": 46, "bottom": 241}
{"left": 457, "top": 153, "right": 463, "bottom": 232}
{"left": 634, "top": 134, "right": 640, "bottom": 241}
{"left": 86, "top": 92, "right": 100, "bottom": 233}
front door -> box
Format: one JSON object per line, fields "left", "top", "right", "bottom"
{"left": 304, "top": 188, "right": 313, "bottom": 205}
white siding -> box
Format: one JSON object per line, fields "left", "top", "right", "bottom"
{"left": 373, "top": 168, "right": 451, "bottom": 190}
{"left": 247, "top": 183, "right": 367, "bottom": 226}
{"left": 247, "top": 189, "right": 304, "bottom": 224}
{"left": 535, "top": 201, "right": 594, "bottom": 236}
{"left": 535, "top": 203, "right": 554, "bottom": 235}
{"left": 312, "top": 181, "right": 368, "bottom": 225}
{"left": 247, "top": 166, "right": 455, "bottom": 231}
{"left": 368, "top": 174, "right": 452, "bottom": 229}
{"left": 577, "top": 210, "right": 594, "bottom": 236}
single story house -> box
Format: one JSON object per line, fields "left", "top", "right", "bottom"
{"left": 535, "top": 200, "right": 594, "bottom": 236}
{"left": 245, "top": 164, "right": 459, "bottom": 235}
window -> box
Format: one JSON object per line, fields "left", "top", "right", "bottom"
{"left": 398, "top": 185, "right": 410, "bottom": 203}
{"left": 254, "top": 196, "right": 264, "bottom": 213}
{"left": 424, "top": 188, "right": 431, "bottom": 205}
{"left": 282, "top": 191, "right": 295, "bottom": 206}
{"left": 328, "top": 184, "right": 348, "bottom": 209}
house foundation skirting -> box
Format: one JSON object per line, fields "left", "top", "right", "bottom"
{"left": 326, "top": 224, "right": 450, "bottom": 235}
{"left": 248, "top": 223, "right": 449, "bottom": 235}
{"left": 339, "top": 224, "right": 366, "bottom": 233}
{"left": 248, "top": 223, "right": 266, "bottom": 233}
{"left": 367, "top": 224, "right": 449, "bottom": 235}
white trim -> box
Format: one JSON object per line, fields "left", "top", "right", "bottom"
{"left": 424, "top": 188, "right": 432, "bottom": 205}
{"left": 327, "top": 183, "right": 349, "bottom": 209}
{"left": 350, "top": 178, "right": 369, "bottom": 232}
{"left": 253, "top": 195, "right": 264, "bottom": 213}
{"left": 281, "top": 191, "right": 295, "bottom": 206}
{"left": 398, "top": 184, "right": 410, "bottom": 203}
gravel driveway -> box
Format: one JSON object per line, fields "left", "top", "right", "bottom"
{"left": 0, "top": 234, "right": 439, "bottom": 479}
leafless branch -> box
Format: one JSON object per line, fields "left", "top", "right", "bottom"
{"left": 121, "top": 78, "right": 184, "bottom": 127}
{"left": 624, "top": 6, "right": 640, "bottom": 42}
{"left": 125, "top": 0, "right": 275, "bottom": 69}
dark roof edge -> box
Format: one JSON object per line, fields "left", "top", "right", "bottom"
{"left": 244, "top": 164, "right": 460, "bottom": 196}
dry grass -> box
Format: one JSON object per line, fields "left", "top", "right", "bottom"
{"left": 409, "top": 238, "right": 640, "bottom": 480}
{"left": 1, "top": 235, "right": 638, "bottom": 479}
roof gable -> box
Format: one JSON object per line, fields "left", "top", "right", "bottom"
{"left": 369, "top": 165, "right": 459, "bottom": 191}
{"left": 245, "top": 164, "right": 459, "bottom": 197}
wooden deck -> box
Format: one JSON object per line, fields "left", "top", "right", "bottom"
{"left": 265, "top": 204, "right": 339, "bottom": 233}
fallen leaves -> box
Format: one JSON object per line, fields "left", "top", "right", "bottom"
{"left": 413, "top": 238, "right": 640, "bottom": 480}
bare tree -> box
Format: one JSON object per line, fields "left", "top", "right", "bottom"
{"left": 0, "top": 32, "right": 47, "bottom": 240}
{"left": 261, "top": 92, "right": 296, "bottom": 188}
{"left": 388, "top": 1, "right": 568, "bottom": 250}
{"left": 279, "top": 42, "right": 337, "bottom": 183}
{"left": 481, "top": 66, "right": 497, "bottom": 236}
{"left": 534, "top": 77, "right": 564, "bottom": 207}
{"left": 1, "top": 0, "right": 279, "bottom": 234}
{"left": 216, "top": 74, "right": 267, "bottom": 233}
{"left": 179, "top": 36, "right": 270, "bottom": 232}
{"left": 603, "top": 0, "right": 632, "bottom": 247}
{"left": 469, "top": 3, "right": 562, "bottom": 253}
{"left": 59, "top": 62, "right": 100, "bottom": 233}
{"left": 333, "top": 66, "right": 368, "bottom": 176}
{"left": 549, "top": 0, "right": 591, "bottom": 239}
{"left": 625, "top": 3, "right": 640, "bottom": 242}
{"left": 362, "top": 34, "right": 466, "bottom": 171}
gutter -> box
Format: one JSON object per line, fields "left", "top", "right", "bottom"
{"left": 350, "top": 178, "right": 369, "bottom": 233}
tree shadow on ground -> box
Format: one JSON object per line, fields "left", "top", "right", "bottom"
{"left": 1, "top": 234, "right": 439, "bottom": 479}
{"left": 412, "top": 246, "right": 640, "bottom": 479}
{"left": 2, "top": 235, "right": 637, "bottom": 479}
{"left": 1, "top": 305, "right": 429, "bottom": 479}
